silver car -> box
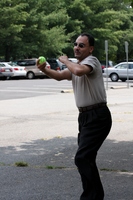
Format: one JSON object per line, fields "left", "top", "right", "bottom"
{"left": 103, "top": 62, "right": 133, "bottom": 82}
{"left": 16, "top": 59, "right": 50, "bottom": 79}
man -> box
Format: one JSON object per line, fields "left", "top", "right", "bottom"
{"left": 37, "top": 33, "right": 112, "bottom": 200}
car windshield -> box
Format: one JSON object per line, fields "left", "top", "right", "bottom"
{"left": 8, "top": 62, "right": 18, "bottom": 66}
{"left": 0, "top": 63, "right": 5, "bottom": 67}
{"left": 115, "top": 64, "right": 128, "bottom": 69}
{"left": 17, "top": 60, "right": 36, "bottom": 66}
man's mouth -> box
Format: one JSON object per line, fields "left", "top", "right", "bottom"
{"left": 74, "top": 50, "right": 80, "bottom": 55}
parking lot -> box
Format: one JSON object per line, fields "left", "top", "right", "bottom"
{"left": 0, "top": 78, "right": 133, "bottom": 200}
{"left": 0, "top": 78, "right": 133, "bottom": 100}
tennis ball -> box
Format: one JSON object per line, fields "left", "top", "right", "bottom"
{"left": 39, "top": 56, "right": 46, "bottom": 64}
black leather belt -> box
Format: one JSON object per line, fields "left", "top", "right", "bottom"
{"left": 78, "top": 102, "right": 107, "bottom": 113}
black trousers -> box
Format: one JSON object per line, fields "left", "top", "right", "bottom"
{"left": 75, "top": 105, "right": 112, "bottom": 200}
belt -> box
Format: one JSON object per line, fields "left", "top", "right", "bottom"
{"left": 78, "top": 102, "right": 107, "bottom": 113}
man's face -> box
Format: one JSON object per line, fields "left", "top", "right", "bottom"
{"left": 73, "top": 36, "right": 94, "bottom": 62}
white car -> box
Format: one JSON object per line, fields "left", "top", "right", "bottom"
{"left": 0, "top": 63, "right": 13, "bottom": 79}
{"left": 103, "top": 62, "right": 133, "bottom": 82}
{"left": 1, "top": 62, "right": 26, "bottom": 79}
{"left": 59, "top": 58, "right": 78, "bottom": 70}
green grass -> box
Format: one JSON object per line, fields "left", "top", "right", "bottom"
{"left": 100, "top": 168, "right": 128, "bottom": 172}
{"left": 45, "top": 165, "right": 66, "bottom": 169}
{"left": 14, "top": 161, "right": 28, "bottom": 167}
{"left": 0, "top": 162, "right": 6, "bottom": 166}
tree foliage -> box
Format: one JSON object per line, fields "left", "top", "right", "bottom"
{"left": 0, "top": 0, "right": 133, "bottom": 62}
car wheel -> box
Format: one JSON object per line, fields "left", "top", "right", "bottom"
{"left": 120, "top": 79, "right": 126, "bottom": 82}
{"left": 27, "top": 72, "right": 35, "bottom": 79}
{"left": 110, "top": 73, "right": 119, "bottom": 82}
{"left": 1, "top": 77, "right": 7, "bottom": 80}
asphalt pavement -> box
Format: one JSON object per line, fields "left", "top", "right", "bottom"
{"left": 0, "top": 85, "right": 133, "bottom": 200}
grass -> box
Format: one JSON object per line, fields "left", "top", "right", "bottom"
{"left": 45, "top": 165, "right": 66, "bottom": 169}
{"left": 100, "top": 168, "right": 128, "bottom": 172}
{"left": 14, "top": 161, "right": 28, "bottom": 167}
{"left": 0, "top": 162, "right": 6, "bottom": 166}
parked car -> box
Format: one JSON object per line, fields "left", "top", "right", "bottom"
{"left": 1, "top": 62, "right": 26, "bottom": 79}
{"left": 16, "top": 59, "right": 50, "bottom": 79}
{"left": 100, "top": 60, "right": 115, "bottom": 72}
{"left": 103, "top": 62, "right": 133, "bottom": 82}
{"left": 8, "top": 62, "right": 27, "bottom": 78}
{"left": 0, "top": 63, "right": 13, "bottom": 80}
{"left": 47, "top": 58, "right": 61, "bottom": 71}
{"left": 69, "top": 58, "right": 78, "bottom": 63}
{"left": 59, "top": 58, "right": 78, "bottom": 70}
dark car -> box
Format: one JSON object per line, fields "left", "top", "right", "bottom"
{"left": 47, "top": 58, "right": 61, "bottom": 71}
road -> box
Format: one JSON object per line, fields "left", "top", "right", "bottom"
{"left": 0, "top": 79, "right": 72, "bottom": 100}
{"left": 0, "top": 78, "right": 133, "bottom": 100}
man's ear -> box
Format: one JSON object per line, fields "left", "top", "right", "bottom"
{"left": 90, "top": 46, "right": 94, "bottom": 54}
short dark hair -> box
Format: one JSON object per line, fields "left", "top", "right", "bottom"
{"left": 80, "top": 33, "right": 95, "bottom": 46}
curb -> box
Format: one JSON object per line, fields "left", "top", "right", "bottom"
{"left": 61, "top": 89, "right": 73, "bottom": 93}
{"left": 110, "top": 86, "right": 128, "bottom": 89}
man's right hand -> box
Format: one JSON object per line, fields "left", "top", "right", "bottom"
{"left": 36, "top": 59, "right": 46, "bottom": 72}
{"left": 59, "top": 55, "right": 69, "bottom": 64}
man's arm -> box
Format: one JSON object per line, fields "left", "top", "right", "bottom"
{"left": 59, "top": 56, "right": 92, "bottom": 77}
{"left": 37, "top": 60, "right": 72, "bottom": 81}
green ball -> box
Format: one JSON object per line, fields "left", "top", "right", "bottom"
{"left": 39, "top": 56, "right": 46, "bottom": 64}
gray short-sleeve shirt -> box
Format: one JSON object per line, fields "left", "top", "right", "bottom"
{"left": 72, "top": 55, "right": 107, "bottom": 108}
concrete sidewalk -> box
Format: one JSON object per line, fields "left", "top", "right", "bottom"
{"left": 0, "top": 87, "right": 133, "bottom": 200}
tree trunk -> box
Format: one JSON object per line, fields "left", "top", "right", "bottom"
{"left": 5, "top": 45, "right": 11, "bottom": 61}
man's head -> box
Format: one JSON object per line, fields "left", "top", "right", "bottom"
{"left": 74, "top": 33, "right": 94, "bottom": 62}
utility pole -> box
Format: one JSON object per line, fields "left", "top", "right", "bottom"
{"left": 125, "top": 41, "right": 129, "bottom": 88}
{"left": 105, "top": 40, "right": 108, "bottom": 90}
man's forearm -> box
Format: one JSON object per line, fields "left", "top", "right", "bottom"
{"left": 41, "top": 67, "right": 62, "bottom": 81}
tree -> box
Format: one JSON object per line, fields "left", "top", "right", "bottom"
{"left": 78, "top": 0, "right": 133, "bottom": 62}
{"left": 123, "top": 0, "right": 133, "bottom": 6}
{"left": 16, "top": 0, "right": 72, "bottom": 59}
{"left": 0, "top": 0, "right": 29, "bottom": 61}
{"left": 0, "top": 0, "right": 73, "bottom": 60}
{"left": 1, "top": 0, "right": 133, "bottom": 61}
